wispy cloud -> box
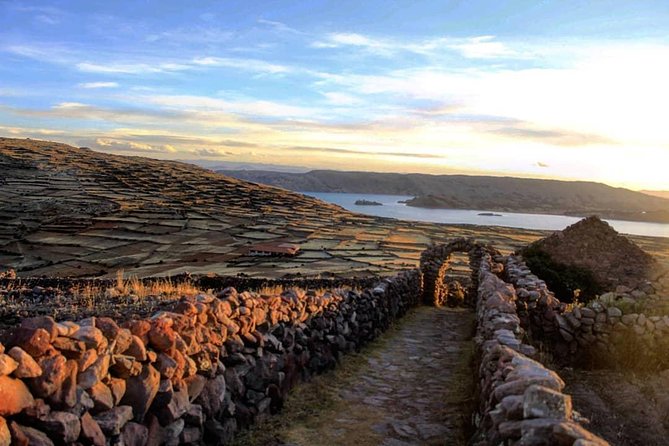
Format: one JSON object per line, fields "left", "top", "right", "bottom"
{"left": 311, "top": 32, "right": 518, "bottom": 59}
{"left": 192, "top": 57, "right": 291, "bottom": 74}
{"left": 78, "top": 81, "right": 119, "bottom": 89}
{"left": 257, "top": 19, "right": 303, "bottom": 35}
{"left": 289, "top": 146, "right": 446, "bottom": 159}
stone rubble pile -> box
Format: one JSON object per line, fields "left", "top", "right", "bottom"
{"left": 0, "top": 270, "right": 421, "bottom": 446}
{"left": 472, "top": 252, "right": 608, "bottom": 445}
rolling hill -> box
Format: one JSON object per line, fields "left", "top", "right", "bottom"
{"left": 219, "top": 169, "right": 669, "bottom": 223}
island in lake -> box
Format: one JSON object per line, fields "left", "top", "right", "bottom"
{"left": 478, "top": 212, "right": 503, "bottom": 217}
{"left": 355, "top": 199, "right": 383, "bottom": 206}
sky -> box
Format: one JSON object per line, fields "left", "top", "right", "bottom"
{"left": 1, "top": 1, "right": 668, "bottom": 190}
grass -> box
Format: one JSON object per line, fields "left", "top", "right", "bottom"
{"left": 111, "top": 269, "right": 201, "bottom": 298}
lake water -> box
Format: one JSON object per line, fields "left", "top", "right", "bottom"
{"left": 303, "top": 192, "right": 669, "bottom": 238}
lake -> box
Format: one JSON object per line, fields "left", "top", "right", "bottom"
{"left": 303, "top": 192, "right": 669, "bottom": 238}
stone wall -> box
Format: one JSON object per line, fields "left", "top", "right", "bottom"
{"left": 471, "top": 252, "right": 608, "bottom": 445}
{"left": 506, "top": 255, "right": 669, "bottom": 368}
{"left": 0, "top": 270, "right": 421, "bottom": 446}
{"left": 420, "top": 238, "right": 491, "bottom": 306}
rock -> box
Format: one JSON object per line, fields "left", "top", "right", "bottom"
{"left": 0, "top": 375, "right": 35, "bottom": 416}
{"left": 183, "top": 404, "right": 204, "bottom": 427}
{"left": 552, "top": 421, "right": 608, "bottom": 445}
{"left": 0, "top": 355, "right": 18, "bottom": 377}
{"left": 607, "top": 307, "right": 622, "bottom": 318}
{"left": 157, "top": 386, "right": 190, "bottom": 424}
{"left": 184, "top": 374, "right": 207, "bottom": 402}
{"left": 94, "top": 405, "right": 134, "bottom": 436}
{"left": 88, "top": 382, "right": 114, "bottom": 412}
{"left": 523, "top": 385, "right": 572, "bottom": 419}
{"left": 163, "top": 419, "right": 185, "bottom": 446}
{"left": 121, "top": 364, "right": 160, "bottom": 422}
{"left": 15, "top": 424, "right": 54, "bottom": 446}
{"left": 8, "top": 347, "right": 42, "bottom": 378}
{"left": 36, "top": 411, "right": 81, "bottom": 444}
{"left": 194, "top": 375, "right": 226, "bottom": 417}
{"left": 110, "top": 355, "right": 142, "bottom": 379}
{"left": 48, "top": 359, "right": 78, "bottom": 408}
{"left": 71, "top": 326, "right": 107, "bottom": 351}
{"left": 109, "top": 378, "right": 127, "bottom": 405}
{"left": 0, "top": 417, "right": 9, "bottom": 446}
{"left": 125, "top": 336, "right": 147, "bottom": 361}
{"left": 20, "top": 317, "right": 58, "bottom": 341}
{"left": 29, "top": 354, "right": 67, "bottom": 398}
{"left": 149, "top": 320, "right": 177, "bottom": 352}
{"left": 78, "top": 349, "right": 98, "bottom": 372}
{"left": 77, "top": 354, "right": 110, "bottom": 389}
{"left": 180, "top": 426, "right": 202, "bottom": 445}
{"left": 11, "top": 328, "right": 52, "bottom": 357}
{"left": 122, "top": 422, "right": 149, "bottom": 446}
{"left": 156, "top": 353, "right": 178, "bottom": 379}
{"left": 80, "top": 412, "right": 105, "bottom": 446}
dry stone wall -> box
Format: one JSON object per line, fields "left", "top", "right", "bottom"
{"left": 420, "top": 238, "right": 493, "bottom": 306}
{"left": 0, "top": 270, "right": 421, "bottom": 446}
{"left": 472, "top": 252, "right": 608, "bottom": 445}
{"left": 507, "top": 255, "right": 669, "bottom": 368}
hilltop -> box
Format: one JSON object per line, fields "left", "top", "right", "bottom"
{"left": 219, "top": 169, "right": 669, "bottom": 223}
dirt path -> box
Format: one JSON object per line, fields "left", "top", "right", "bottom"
{"left": 234, "top": 306, "right": 476, "bottom": 446}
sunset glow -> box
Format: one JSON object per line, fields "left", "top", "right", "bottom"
{"left": 1, "top": 1, "right": 668, "bottom": 190}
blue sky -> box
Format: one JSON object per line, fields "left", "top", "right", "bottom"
{"left": 1, "top": 1, "right": 668, "bottom": 189}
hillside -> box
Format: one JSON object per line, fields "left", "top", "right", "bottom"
{"left": 642, "top": 190, "right": 669, "bottom": 199}
{"left": 0, "top": 138, "right": 410, "bottom": 278}
{"left": 220, "top": 170, "right": 669, "bottom": 223}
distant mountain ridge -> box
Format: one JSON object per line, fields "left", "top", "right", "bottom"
{"left": 218, "top": 169, "right": 669, "bottom": 224}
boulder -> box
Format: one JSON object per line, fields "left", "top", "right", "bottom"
{"left": 0, "top": 375, "right": 35, "bottom": 416}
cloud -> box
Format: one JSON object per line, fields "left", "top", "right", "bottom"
{"left": 257, "top": 19, "right": 302, "bottom": 35}
{"left": 92, "top": 138, "right": 177, "bottom": 154}
{"left": 311, "top": 33, "right": 518, "bottom": 59}
{"left": 193, "top": 147, "right": 234, "bottom": 157}
{"left": 76, "top": 61, "right": 191, "bottom": 74}
{"left": 537, "top": 162, "right": 549, "bottom": 168}
{"left": 78, "top": 82, "right": 119, "bottom": 89}
{"left": 288, "top": 146, "right": 445, "bottom": 159}
{"left": 192, "top": 57, "right": 291, "bottom": 74}
{"left": 492, "top": 126, "right": 615, "bottom": 147}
